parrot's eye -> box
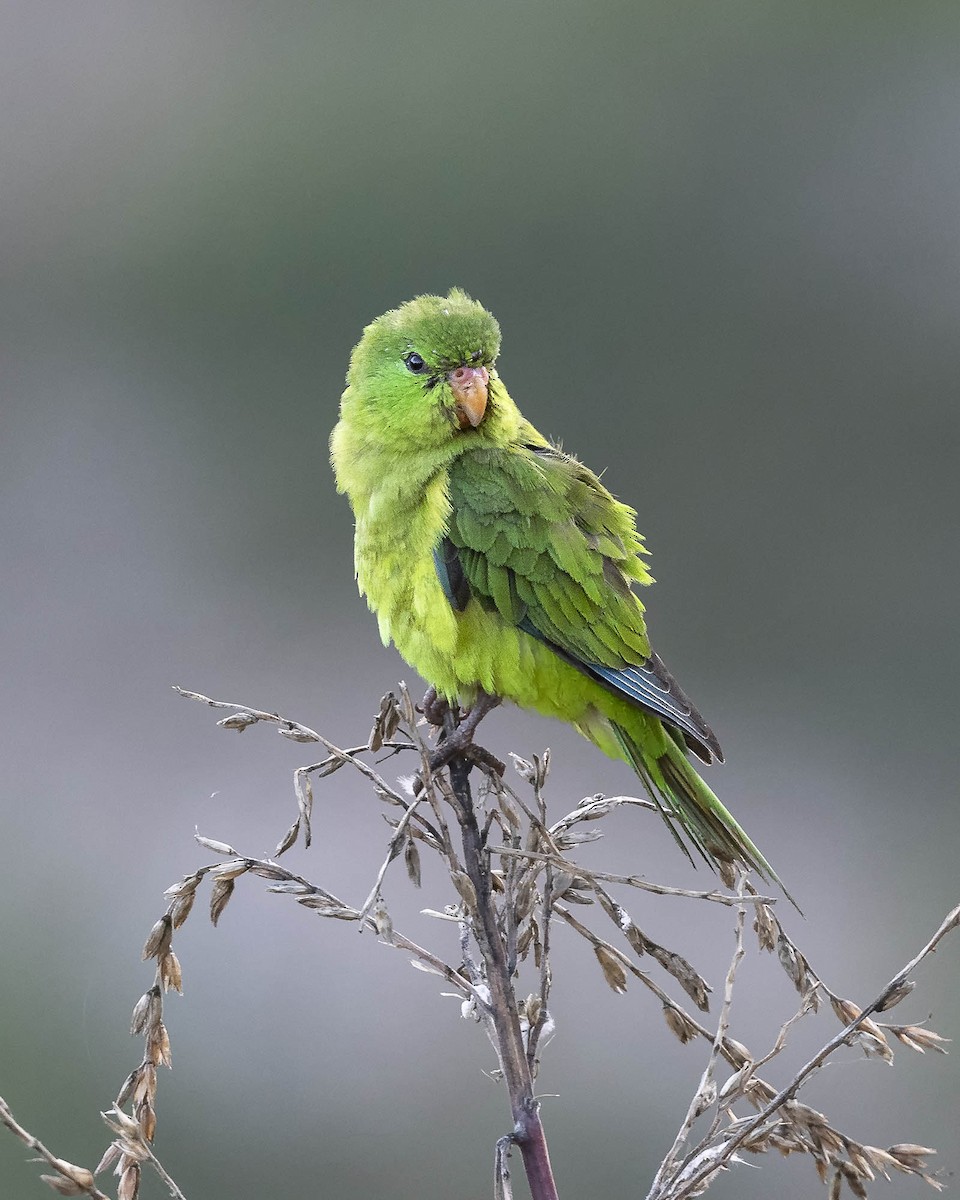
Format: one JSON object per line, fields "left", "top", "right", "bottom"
{"left": 405, "top": 352, "right": 427, "bottom": 374}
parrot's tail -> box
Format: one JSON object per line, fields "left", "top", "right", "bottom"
{"left": 610, "top": 721, "right": 796, "bottom": 907}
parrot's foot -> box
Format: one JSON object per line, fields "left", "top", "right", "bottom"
{"left": 418, "top": 686, "right": 453, "bottom": 729}
{"left": 421, "top": 690, "right": 505, "bottom": 779}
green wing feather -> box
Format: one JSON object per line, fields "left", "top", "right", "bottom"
{"left": 445, "top": 443, "right": 721, "bottom": 760}
{"left": 441, "top": 442, "right": 789, "bottom": 893}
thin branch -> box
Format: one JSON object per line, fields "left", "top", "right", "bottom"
{"left": 172, "top": 684, "right": 957, "bottom": 1200}
{"left": 525, "top": 856, "right": 555, "bottom": 1075}
{"left": 652, "top": 882, "right": 748, "bottom": 1193}
{"left": 660, "top": 902, "right": 960, "bottom": 1200}
{"left": 356, "top": 790, "right": 429, "bottom": 924}
{"left": 235, "top": 853, "right": 490, "bottom": 1010}
{"left": 492, "top": 845, "right": 778, "bottom": 906}
{"left": 0, "top": 1094, "right": 112, "bottom": 1200}
{"left": 447, "top": 753, "right": 560, "bottom": 1200}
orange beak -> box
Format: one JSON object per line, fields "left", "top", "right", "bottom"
{"left": 447, "top": 364, "right": 489, "bottom": 429}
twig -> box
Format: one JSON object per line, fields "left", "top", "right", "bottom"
{"left": 171, "top": 684, "right": 956, "bottom": 1199}
{"left": 651, "top": 881, "right": 748, "bottom": 1193}
{"left": 492, "top": 845, "right": 778, "bottom": 906}
{"left": 0, "top": 1094, "right": 111, "bottom": 1199}
{"left": 447, "top": 752, "right": 560, "bottom": 1200}
{"left": 356, "top": 790, "right": 428, "bottom": 924}
{"left": 658, "top": 902, "right": 960, "bottom": 1200}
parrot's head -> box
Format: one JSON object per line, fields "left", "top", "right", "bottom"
{"left": 336, "top": 290, "right": 520, "bottom": 471}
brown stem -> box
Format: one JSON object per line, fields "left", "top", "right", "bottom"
{"left": 448, "top": 751, "right": 560, "bottom": 1200}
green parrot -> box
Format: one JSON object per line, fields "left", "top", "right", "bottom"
{"left": 331, "top": 288, "right": 783, "bottom": 889}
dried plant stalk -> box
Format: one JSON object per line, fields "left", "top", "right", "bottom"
{"left": 1, "top": 685, "right": 955, "bottom": 1200}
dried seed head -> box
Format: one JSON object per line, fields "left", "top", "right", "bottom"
{"left": 212, "top": 858, "right": 249, "bottom": 881}
{"left": 117, "top": 1162, "right": 141, "bottom": 1200}
{"left": 95, "top": 1140, "right": 123, "bottom": 1176}
{"left": 753, "top": 902, "right": 778, "bottom": 952}
{"left": 692, "top": 1080, "right": 718, "bottom": 1119}
{"left": 159, "top": 951, "right": 183, "bottom": 994}
{"left": 877, "top": 978, "right": 916, "bottom": 1011}
{"left": 368, "top": 692, "right": 401, "bottom": 751}
{"left": 373, "top": 897, "right": 395, "bottom": 943}
{"left": 169, "top": 889, "right": 197, "bottom": 929}
{"left": 44, "top": 1161, "right": 96, "bottom": 1194}
{"left": 514, "top": 881, "right": 537, "bottom": 923}
{"left": 662, "top": 1004, "right": 698, "bottom": 1044}
{"left": 129, "top": 987, "right": 161, "bottom": 1037}
{"left": 717, "top": 858, "right": 737, "bottom": 889}
{"left": 743, "top": 1076, "right": 778, "bottom": 1108}
{"left": 560, "top": 878, "right": 593, "bottom": 905}
{"left": 509, "top": 753, "right": 536, "bottom": 783}
{"left": 555, "top": 828, "right": 603, "bottom": 848}
{"left": 141, "top": 916, "right": 173, "bottom": 962}
{"left": 891, "top": 1025, "right": 951, "bottom": 1054}
{"left": 857, "top": 1029, "right": 894, "bottom": 1062}
{"left": 278, "top": 723, "right": 320, "bottom": 743}
{"left": 194, "top": 833, "right": 237, "bottom": 855}
{"left": 859, "top": 1145, "right": 899, "bottom": 1180}
{"left": 249, "top": 862, "right": 290, "bottom": 880}
{"left": 217, "top": 710, "right": 258, "bottom": 731}
{"left": 846, "top": 1144, "right": 877, "bottom": 1181}
{"left": 552, "top": 871, "right": 576, "bottom": 900}
{"left": 209, "top": 877, "right": 235, "bottom": 926}
{"left": 594, "top": 945, "right": 628, "bottom": 994}
{"left": 497, "top": 792, "right": 522, "bottom": 830}
{"left": 136, "top": 1099, "right": 156, "bottom": 1143}
{"left": 531, "top": 916, "right": 543, "bottom": 968}
{"left": 887, "top": 1144, "right": 937, "bottom": 1171}
{"left": 275, "top": 819, "right": 301, "bottom": 856}
{"left": 647, "top": 943, "right": 711, "bottom": 1012}
{"left": 269, "top": 880, "right": 313, "bottom": 895}
{"left": 830, "top": 996, "right": 862, "bottom": 1026}
{"left": 39, "top": 1174, "right": 86, "bottom": 1196}
{"left": 115, "top": 1068, "right": 141, "bottom": 1108}
{"left": 403, "top": 836, "right": 421, "bottom": 888}
{"left": 163, "top": 872, "right": 203, "bottom": 900}
{"left": 840, "top": 1164, "right": 869, "bottom": 1199}
{"left": 146, "top": 1021, "right": 172, "bottom": 1068}
{"left": 533, "top": 749, "right": 551, "bottom": 788}
{"left": 722, "top": 1038, "right": 752, "bottom": 1069}
{"left": 718, "top": 1067, "right": 747, "bottom": 1106}
{"left": 776, "top": 933, "right": 818, "bottom": 1004}
{"left": 570, "top": 794, "right": 618, "bottom": 821}
{"left": 776, "top": 933, "right": 803, "bottom": 988}
{"left": 451, "top": 871, "right": 478, "bottom": 911}
{"left": 101, "top": 1107, "right": 142, "bottom": 1140}
{"left": 133, "top": 1064, "right": 157, "bottom": 1107}
{"left": 623, "top": 922, "right": 649, "bottom": 957}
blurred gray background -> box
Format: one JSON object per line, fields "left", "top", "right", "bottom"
{"left": 2, "top": 2, "right": 958, "bottom": 1197}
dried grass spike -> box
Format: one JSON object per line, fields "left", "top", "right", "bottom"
{"left": 662, "top": 1004, "right": 698, "bottom": 1044}
{"left": 594, "top": 945, "right": 628, "bottom": 994}
{"left": 209, "top": 878, "right": 235, "bottom": 926}
{"left": 140, "top": 917, "right": 173, "bottom": 962}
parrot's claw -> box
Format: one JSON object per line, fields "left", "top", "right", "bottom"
{"left": 418, "top": 687, "right": 456, "bottom": 729}
{"left": 415, "top": 690, "right": 504, "bottom": 782}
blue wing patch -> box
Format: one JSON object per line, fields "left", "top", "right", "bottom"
{"left": 433, "top": 536, "right": 472, "bottom": 612}
{"left": 518, "top": 617, "right": 722, "bottom": 763}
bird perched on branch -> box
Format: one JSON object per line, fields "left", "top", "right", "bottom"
{"left": 331, "top": 288, "right": 785, "bottom": 892}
